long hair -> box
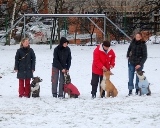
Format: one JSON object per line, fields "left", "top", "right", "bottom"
{"left": 20, "top": 37, "right": 29, "bottom": 47}
{"left": 135, "top": 31, "right": 150, "bottom": 42}
{"left": 141, "top": 31, "right": 151, "bottom": 41}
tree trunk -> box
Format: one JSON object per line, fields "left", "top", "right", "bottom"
{"left": 9, "top": 0, "right": 17, "bottom": 45}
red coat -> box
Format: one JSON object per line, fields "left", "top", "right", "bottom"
{"left": 92, "top": 44, "right": 115, "bottom": 75}
{"left": 64, "top": 83, "right": 80, "bottom": 96}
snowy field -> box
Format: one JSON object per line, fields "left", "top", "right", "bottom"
{"left": 0, "top": 43, "right": 160, "bottom": 128}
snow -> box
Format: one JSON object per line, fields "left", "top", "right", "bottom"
{"left": 0, "top": 43, "right": 160, "bottom": 128}
{"left": 146, "top": 35, "right": 160, "bottom": 44}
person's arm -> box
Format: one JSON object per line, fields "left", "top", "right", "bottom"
{"left": 110, "top": 50, "right": 116, "bottom": 69}
{"left": 31, "top": 48, "right": 36, "bottom": 71}
{"left": 127, "top": 44, "right": 131, "bottom": 58}
{"left": 126, "top": 41, "right": 133, "bottom": 58}
{"left": 53, "top": 48, "right": 63, "bottom": 70}
{"left": 14, "top": 49, "right": 20, "bottom": 71}
{"left": 140, "top": 44, "right": 147, "bottom": 66}
{"left": 93, "top": 48, "right": 104, "bottom": 70}
{"left": 66, "top": 48, "right": 71, "bottom": 70}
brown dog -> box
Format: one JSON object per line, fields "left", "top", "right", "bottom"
{"left": 100, "top": 70, "right": 118, "bottom": 97}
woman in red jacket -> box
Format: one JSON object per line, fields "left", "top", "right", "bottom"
{"left": 91, "top": 40, "right": 116, "bottom": 98}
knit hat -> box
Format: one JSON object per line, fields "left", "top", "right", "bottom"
{"left": 103, "top": 40, "right": 110, "bottom": 47}
{"left": 60, "top": 37, "right": 69, "bottom": 46}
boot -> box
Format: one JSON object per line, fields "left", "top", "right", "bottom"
{"left": 53, "top": 93, "right": 57, "bottom": 98}
{"left": 128, "top": 90, "right": 132, "bottom": 96}
{"left": 135, "top": 89, "right": 139, "bottom": 95}
{"left": 92, "top": 93, "right": 96, "bottom": 99}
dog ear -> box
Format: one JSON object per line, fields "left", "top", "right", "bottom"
{"left": 110, "top": 71, "right": 114, "bottom": 75}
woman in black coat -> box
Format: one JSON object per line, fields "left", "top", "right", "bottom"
{"left": 51, "top": 37, "right": 71, "bottom": 98}
{"left": 14, "top": 38, "right": 36, "bottom": 98}
{"left": 127, "top": 32, "right": 147, "bottom": 96}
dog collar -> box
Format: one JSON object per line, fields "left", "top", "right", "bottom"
{"left": 31, "top": 82, "right": 36, "bottom": 86}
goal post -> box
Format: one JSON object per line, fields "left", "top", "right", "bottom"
{"left": 0, "top": 14, "right": 131, "bottom": 46}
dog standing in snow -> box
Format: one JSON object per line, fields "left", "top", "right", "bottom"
{"left": 136, "top": 70, "right": 151, "bottom": 96}
{"left": 30, "top": 77, "right": 43, "bottom": 97}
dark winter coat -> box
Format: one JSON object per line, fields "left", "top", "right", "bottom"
{"left": 52, "top": 37, "right": 71, "bottom": 70}
{"left": 127, "top": 39, "right": 147, "bottom": 66}
{"left": 14, "top": 46, "right": 36, "bottom": 79}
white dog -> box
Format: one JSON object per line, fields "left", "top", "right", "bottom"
{"left": 30, "top": 77, "right": 43, "bottom": 97}
{"left": 136, "top": 71, "right": 151, "bottom": 96}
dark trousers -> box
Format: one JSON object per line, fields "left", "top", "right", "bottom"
{"left": 91, "top": 73, "right": 105, "bottom": 96}
{"left": 51, "top": 67, "right": 64, "bottom": 97}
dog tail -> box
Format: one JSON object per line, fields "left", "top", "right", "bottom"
{"left": 113, "top": 88, "right": 118, "bottom": 97}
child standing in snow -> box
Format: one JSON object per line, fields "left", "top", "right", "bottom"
{"left": 91, "top": 40, "right": 116, "bottom": 98}
{"left": 14, "top": 38, "right": 36, "bottom": 98}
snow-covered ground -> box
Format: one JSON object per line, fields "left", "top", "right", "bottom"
{"left": 0, "top": 43, "right": 160, "bottom": 128}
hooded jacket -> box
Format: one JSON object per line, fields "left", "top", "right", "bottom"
{"left": 52, "top": 37, "right": 71, "bottom": 70}
{"left": 92, "top": 44, "right": 116, "bottom": 75}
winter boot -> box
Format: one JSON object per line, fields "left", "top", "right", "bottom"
{"left": 53, "top": 93, "right": 57, "bottom": 98}
{"left": 135, "top": 89, "right": 139, "bottom": 95}
{"left": 92, "top": 93, "right": 96, "bottom": 99}
{"left": 128, "top": 90, "right": 132, "bottom": 96}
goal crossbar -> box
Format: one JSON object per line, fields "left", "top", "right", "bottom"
{"left": 24, "top": 14, "right": 106, "bottom": 18}
{"left": 0, "top": 14, "right": 131, "bottom": 43}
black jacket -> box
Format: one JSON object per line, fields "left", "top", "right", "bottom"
{"left": 52, "top": 37, "right": 71, "bottom": 70}
{"left": 127, "top": 39, "right": 147, "bottom": 66}
{"left": 14, "top": 46, "right": 36, "bottom": 79}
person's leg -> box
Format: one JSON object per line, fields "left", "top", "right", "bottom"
{"left": 19, "top": 79, "right": 24, "bottom": 97}
{"left": 99, "top": 75, "right": 105, "bottom": 98}
{"left": 135, "top": 66, "right": 143, "bottom": 94}
{"left": 128, "top": 62, "right": 135, "bottom": 95}
{"left": 91, "top": 73, "right": 100, "bottom": 98}
{"left": 51, "top": 67, "right": 59, "bottom": 98}
{"left": 58, "top": 71, "right": 65, "bottom": 98}
{"left": 24, "top": 78, "right": 31, "bottom": 97}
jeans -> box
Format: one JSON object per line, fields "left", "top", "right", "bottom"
{"left": 128, "top": 61, "right": 143, "bottom": 90}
